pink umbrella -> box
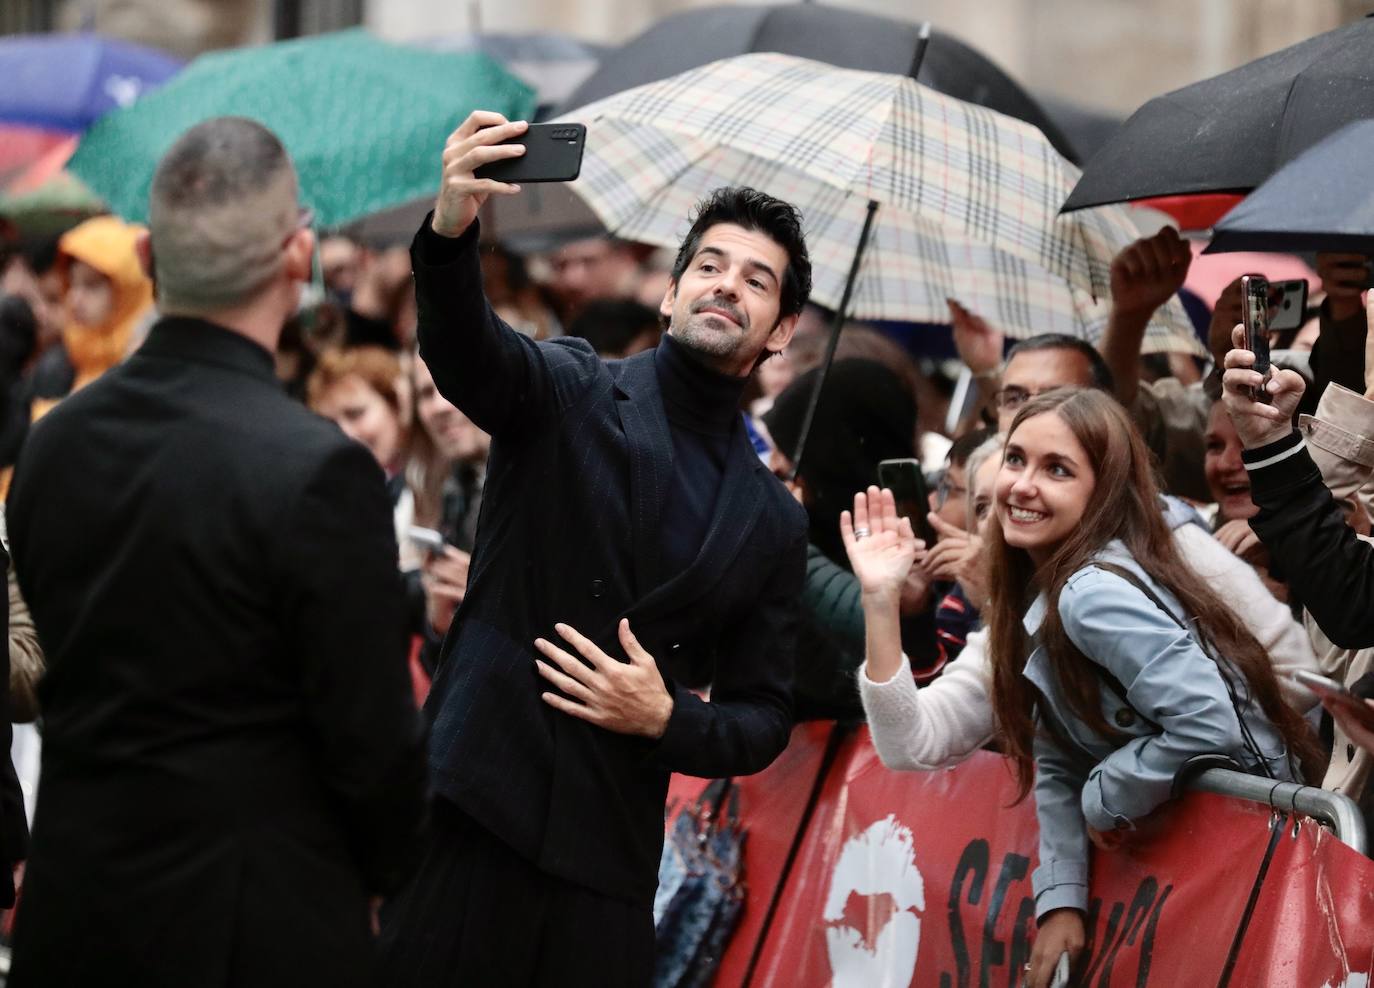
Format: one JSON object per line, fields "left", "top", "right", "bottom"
{"left": 1184, "top": 240, "right": 1317, "bottom": 310}
{"left": 0, "top": 124, "right": 77, "bottom": 193}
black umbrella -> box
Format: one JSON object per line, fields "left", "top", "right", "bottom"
{"left": 559, "top": 2, "right": 1081, "bottom": 163}
{"left": 1205, "top": 119, "right": 1374, "bottom": 255}
{"left": 1064, "top": 15, "right": 1374, "bottom": 212}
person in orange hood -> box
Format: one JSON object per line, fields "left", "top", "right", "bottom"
{"left": 31, "top": 216, "right": 154, "bottom": 420}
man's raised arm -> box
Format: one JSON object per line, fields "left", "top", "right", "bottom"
{"left": 410, "top": 112, "right": 587, "bottom": 438}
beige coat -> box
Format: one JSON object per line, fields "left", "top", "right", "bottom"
{"left": 1301, "top": 383, "right": 1374, "bottom": 797}
{"left": 0, "top": 510, "right": 41, "bottom": 722}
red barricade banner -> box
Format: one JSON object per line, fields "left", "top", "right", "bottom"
{"left": 1228, "top": 817, "right": 1374, "bottom": 987}
{"left": 739, "top": 726, "right": 1374, "bottom": 988}
{"left": 666, "top": 720, "right": 835, "bottom": 987}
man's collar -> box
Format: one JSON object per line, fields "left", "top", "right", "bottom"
{"left": 136, "top": 316, "right": 278, "bottom": 384}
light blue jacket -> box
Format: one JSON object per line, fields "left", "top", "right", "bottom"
{"left": 1024, "top": 536, "right": 1297, "bottom": 919}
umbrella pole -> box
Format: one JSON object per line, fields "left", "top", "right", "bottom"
{"left": 787, "top": 199, "right": 879, "bottom": 482}
{"left": 907, "top": 21, "right": 932, "bottom": 79}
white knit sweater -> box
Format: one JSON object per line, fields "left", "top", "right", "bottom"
{"left": 859, "top": 522, "right": 1322, "bottom": 772}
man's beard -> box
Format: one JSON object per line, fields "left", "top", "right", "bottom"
{"left": 671, "top": 298, "right": 750, "bottom": 358}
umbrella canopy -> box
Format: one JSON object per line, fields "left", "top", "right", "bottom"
{"left": 68, "top": 29, "right": 535, "bottom": 229}
{"left": 1064, "top": 16, "right": 1374, "bottom": 212}
{"left": 0, "top": 125, "right": 78, "bottom": 193}
{"left": 0, "top": 171, "right": 107, "bottom": 242}
{"left": 0, "top": 33, "right": 182, "bottom": 132}
{"left": 560, "top": 3, "right": 1080, "bottom": 163}
{"left": 566, "top": 52, "right": 1197, "bottom": 352}
{"left": 421, "top": 32, "right": 605, "bottom": 117}
{"left": 1206, "top": 119, "right": 1374, "bottom": 255}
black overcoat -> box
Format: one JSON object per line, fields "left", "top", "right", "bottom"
{"left": 5, "top": 319, "right": 428, "bottom": 987}
{"left": 413, "top": 221, "right": 808, "bottom": 904}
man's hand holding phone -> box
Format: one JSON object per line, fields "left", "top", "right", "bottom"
{"left": 1222, "top": 324, "right": 1307, "bottom": 449}
{"left": 431, "top": 111, "right": 529, "bottom": 239}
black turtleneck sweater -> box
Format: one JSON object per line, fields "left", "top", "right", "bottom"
{"left": 654, "top": 333, "right": 748, "bottom": 578}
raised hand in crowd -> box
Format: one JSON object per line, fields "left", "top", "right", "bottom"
{"left": 1221, "top": 324, "right": 1307, "bottom": 449}
{"left": 948, "top": 298, "right": 1003, "bottom": 380}
{"left": 842, "top": 487, "right": 919, "bottom": 685}
{"left": 842, "top": 487, "right": 919, "bottom": 600}
{"left": 421, "top": 545, "right": 471, "bottom": 636}
{"left": 1100, "top": 226, "right": 1192, "bottom": 406}
{"left": 1110, "top": 226, "right": 1192, "bottom": 318}
{"left": 431, "top": 110, "right": 528, "bottom": 239}
{"left": 917, "top": 511, "right": 983, "bottom": 583}
{"left": 1207, "top": 277, "right": 1243, "bottom": 365}
{"left": 1316, "top": 252, "right": 1368, "bottom": 324}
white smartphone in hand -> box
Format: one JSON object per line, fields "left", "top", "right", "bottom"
{"left": 1048, "top": 951, "right": 1071, "bottom": 988}
{"left": 405, "top": 525, "right": 446, "bottom": 555}
{"left": 1293, "top": 670, "right": 1374, "bottom": 731}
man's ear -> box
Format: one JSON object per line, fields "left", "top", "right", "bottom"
{"left": 659, "top": 279, "right": 677, "bottom": 322}
{"left": 135, "top": 231, "right": 153, "bottom": 280}
{"left": 763, "top": 311, "right": 801, "bottom": 358}
{"left": 285, "top": 228, "right": 315, "bottom": 283}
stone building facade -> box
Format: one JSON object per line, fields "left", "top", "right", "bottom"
{"left": 12, "top": 0, "right": 1374, "bottom": 114}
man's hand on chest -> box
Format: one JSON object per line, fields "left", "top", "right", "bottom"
{"left": 534, "top": 618, "right": 675, "bottom": 738}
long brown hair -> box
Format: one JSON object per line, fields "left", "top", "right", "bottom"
{"left": 984, "top": 388, "right": 1321, "bottom": 798}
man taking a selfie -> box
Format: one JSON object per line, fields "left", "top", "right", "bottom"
{"left": 377, "top": 111, "right": 811, "bottom": 985}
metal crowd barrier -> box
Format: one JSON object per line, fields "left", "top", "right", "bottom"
{"left": 1191, "top": 767, "right": 1368, "bottom": 855}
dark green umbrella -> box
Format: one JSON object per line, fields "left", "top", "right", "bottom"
{"left": 68, "top": 29, "right": 535, "bottom": 228}
{"left": 0, "top": 171, "right": 106, "bottom": 241}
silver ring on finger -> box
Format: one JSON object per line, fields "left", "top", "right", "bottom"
{"left": 853, "top": 527, "right": 871, "bottom": 540}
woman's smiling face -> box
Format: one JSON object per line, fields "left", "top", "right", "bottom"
{"left": 995, "top": 411, "right": 1097, "bottom": 566}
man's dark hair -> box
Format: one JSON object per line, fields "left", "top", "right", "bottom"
{"left": 670, "top": 187, "right": 811, "bottom": 322}
{"left": 568, "top": 299, "right": 661, "bottom": 357}
{"left": 946, "top": 426, "right": 993, "bottom": 469}
{"left": 1004, "top": 333, "right": 1115, "bottom": 393}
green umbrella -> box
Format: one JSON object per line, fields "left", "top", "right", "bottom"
{"left": 68, "top": 29, "right": 535, "bottom": 228}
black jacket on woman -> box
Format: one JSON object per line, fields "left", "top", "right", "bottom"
{"left": 1246, "top": 429, "right": 1374, "bottom": 648}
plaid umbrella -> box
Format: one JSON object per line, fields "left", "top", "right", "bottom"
{"left": 567, "top": 52, "right": 1196, "bottom": 353}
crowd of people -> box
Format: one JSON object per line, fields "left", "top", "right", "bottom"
{"left": 0, "top": 103, "right": 1372, "bottom": 987}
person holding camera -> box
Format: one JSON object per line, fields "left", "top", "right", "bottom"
{"left": 1222, "top": 307, "right": 1374, "bottom": 649}
{"left": 377, "top": 111, "right": 811, "bottom": 985}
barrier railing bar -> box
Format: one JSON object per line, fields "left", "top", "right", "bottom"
{"left": 1190, "top": 768, "right": 1367, "bottom": 856}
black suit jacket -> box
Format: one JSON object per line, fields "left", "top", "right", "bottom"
{"left": 5, "top": 319, "right": 427, "bottom": 987}
{"left": 413, "top": 221, "right": 807, "bottom": 903}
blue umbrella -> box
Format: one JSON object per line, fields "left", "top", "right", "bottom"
{"left": 0, "top": 33, "right": 182, "bottom": 133}
{"left": 1206, "top": 119, "right": 1374, "bottom": 255}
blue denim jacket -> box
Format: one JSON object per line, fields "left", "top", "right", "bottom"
{"left": 1023, "top": 537, "right": 1296, "bottom": 919}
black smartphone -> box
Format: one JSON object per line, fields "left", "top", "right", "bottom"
{"left": 877, "top": 458, "right": 938, "bottom": 545}
{"left": 1267, "top": 278, "right": 1308, "bottom": 334}
{"left": 473, "top": 123, "right": 586, "bottom": 184}
{"left": 1240, "top": 274, "right": 1271, "bottom": 404}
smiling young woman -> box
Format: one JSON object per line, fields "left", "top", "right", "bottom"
{"left": 981, "top": 387, "right": 1321, "bottom": 988}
